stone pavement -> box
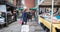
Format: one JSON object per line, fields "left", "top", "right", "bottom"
{"left": 0, "top": 22, "right": 21, "bottom": 32}
{"left": 27, "top": 20, "right": 45, "bottom": 32}
{"left": 0, "top": 20, "right": 45, "bottom": 32}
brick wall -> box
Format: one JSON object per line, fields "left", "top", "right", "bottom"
{"left": 25, "top": 0, "right": 35, "bottom": 8}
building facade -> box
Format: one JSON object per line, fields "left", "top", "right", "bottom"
{"left": 0, "top": 0, "right": 17, "bottom": 25}
{"left": 24, "top": 0, "right": 35, "bottom": 8}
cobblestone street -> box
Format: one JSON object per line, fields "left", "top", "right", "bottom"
{"left": 0, "top": 20, "right": 45, "bottom": 32}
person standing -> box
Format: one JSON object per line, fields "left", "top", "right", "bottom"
{"left": 13, "top": 10, "right": 17, "bottom": 21}
{"left": 22, "top": 8, "right": 27, "bottom": 25}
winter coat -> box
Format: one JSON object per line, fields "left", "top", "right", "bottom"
{"left": 22, "top": 12, "right": 27, "bottom": 22}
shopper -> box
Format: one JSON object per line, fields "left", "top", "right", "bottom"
{"left": 27, "top": 11, "right": 32, "bottom": 22}
{"left": 22, "top": 8, "right": 27, "bottom": 25}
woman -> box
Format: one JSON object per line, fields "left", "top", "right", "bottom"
{"left": 22, "top": 8, "right": 27, "bottom": 25}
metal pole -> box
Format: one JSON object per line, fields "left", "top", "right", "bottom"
{"left": 50, "top": 0, "right": 54, "bottom": 32}
{"left": 6, "top": 5, "right": 8, "bottom": 26}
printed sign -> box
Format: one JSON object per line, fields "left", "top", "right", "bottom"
{"left": 0, "top": 5, "right": 6, "bottom": 12}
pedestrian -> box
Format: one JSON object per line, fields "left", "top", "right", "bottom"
{"left": 13, "top": 10, "right": 17, "bottom": 21}
{"left": 22, "top": 8, "right": 28, "bottom": 25}
{"left": 27, "top": 11, "right": 32, "bottom": 22}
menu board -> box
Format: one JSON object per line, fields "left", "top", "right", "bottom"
{"left": 0, "top": 5, "right": 6, "bottom": 12}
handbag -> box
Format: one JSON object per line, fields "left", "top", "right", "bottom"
{"left": 18, "top": 19, "right": 23, "bottom": 25}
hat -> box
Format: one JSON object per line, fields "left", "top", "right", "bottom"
{"left": 24, "top": 7, "right": 28, "bottom": 11}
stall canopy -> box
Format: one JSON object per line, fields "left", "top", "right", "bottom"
{"left": 39, "top": 0, "right": 60, "bottom": 14}
{"left": 39, "top": 0, "right": 60, "bottom": 8}
{"left": 0, "top": 0, "right": 6, "bottom": 4}
{"left": 6, "top": 2, "right": 16, "bottom": 8}
{"left": 39, "top": 5, "right": 60, "bottom": 8}
{"left": 18, "top": 8, "right": 23, "bottom": 11}
{"left": 29, "top": 8, "right": 37, "bottom": 11}
{"left": 0, "top": 0, "right": 16, "bottom": 9}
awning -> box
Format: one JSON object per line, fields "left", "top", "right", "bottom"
{"left": 18, "top": 8, "right": 23, "bottom": 10}
{"left": 39, "top": 5, "right": 60, "bottom": 8}
{"left": 0, "top": 0, "right": 16, "bottom": 8}
{"left": 6, "top": 2, "right": 16, "bottom": 8}
{"left": 29, "top": 8, "right": 37, "bottom": 11}
{"left": 0, "top": 0, "right": 6, "bottom": 4}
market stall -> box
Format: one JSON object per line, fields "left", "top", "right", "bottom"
{"left": 38, "top": 5, "right": 60, "bottom": 32}
{"left": 0, "top": 5, "right": 7, "bottom": 28}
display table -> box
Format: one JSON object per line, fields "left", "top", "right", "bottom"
{"left": 38, "top": 15, "right": 60, "bottom": 32}
{"left": 0, "top": 17, "right": 5, "bottom": 28}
